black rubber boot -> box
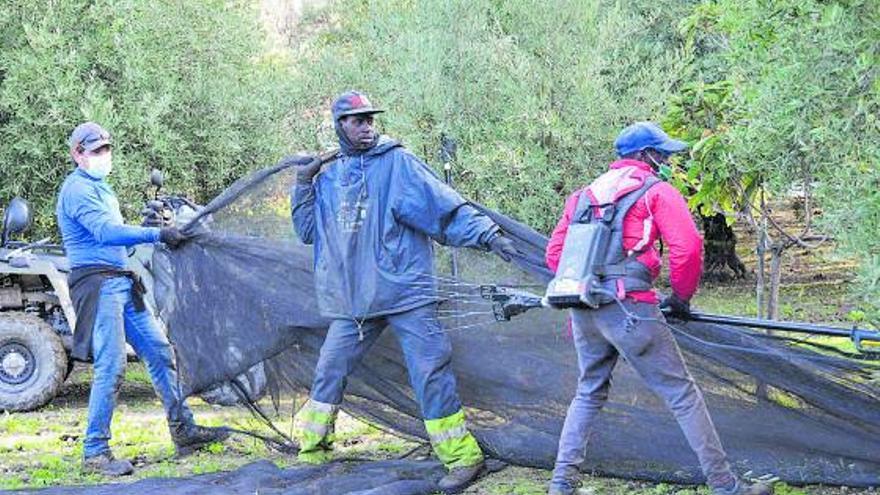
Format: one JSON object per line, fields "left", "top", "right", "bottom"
{"left": 437, "top": 461, "right": 485, "bottom": 494}
{"left": 82, "top": 452, "right": 134, "bottom": 477}
{"left": 171, "top": 424, "right": 231, "bottom": 457}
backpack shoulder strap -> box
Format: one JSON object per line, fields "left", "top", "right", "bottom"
{"left": 572, "top": 189, "right": 594, "bottom": 224}
{"left": 604, "top": 176, "right": 660, "bottom": 265}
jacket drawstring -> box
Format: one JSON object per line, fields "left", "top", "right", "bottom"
{"left": 354, "top": 317, "right": 365, "bottom": 342}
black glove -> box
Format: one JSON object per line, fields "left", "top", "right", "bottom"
{"left": 488, "top": 235, "right": 518, "bottom": 262}
{"left": 287, "top": 154, "right": 322, "bottom": 184}
{"left": 159, "top": 227, "right": 189, "bottom": 249}
{"left": 659, "top": 293, "right": 691, "bottom": 319}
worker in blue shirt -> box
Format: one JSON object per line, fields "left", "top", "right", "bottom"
{"left": 56, "top": 122, "right": 229, "bottom": 476}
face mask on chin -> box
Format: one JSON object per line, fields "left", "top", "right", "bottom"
{"left": 84, "top": 153, "right": 112, "bottom": 179}
{"left": 657, "top": 163, "right": 673, "bottom": 181}
{"left": 646, "top": 153, "right": 673, "bottom": 181}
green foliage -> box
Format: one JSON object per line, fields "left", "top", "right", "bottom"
{"left": 284, "top": 0, "right": 695, "bottom": 232}
{"left": 0, "top": 0, "right": 298, "bottom": 236}
{"left": 663, "top": 79, "right": 756, "bottom": 220}
{"left": 667, "top": 0, "right": 880, "bottom": 314}
{"left": 2, "top": 0, "right": 878, "bottom": 316}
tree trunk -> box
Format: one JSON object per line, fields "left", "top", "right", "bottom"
{"left": 701, "top": 213, "right": 748, "bottom": 281}
{"left": 755, "top": 227, "right": 767, "bottom": 319}
{"left": 754, "top": 196, "right": 769, "bottom": 401}
{"left": 767, "top": 244, "right": 784, "bottom": 320}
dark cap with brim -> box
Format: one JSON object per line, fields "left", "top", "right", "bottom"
{"left": 69, "top": 122, "right": 112, "bottom": 151}
{"left": 614, "top": 121, "right": 687, "bottom": 157}
{"left": 332, "top": 91, "right": 384, "bottom": 120}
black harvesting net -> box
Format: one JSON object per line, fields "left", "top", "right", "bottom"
{"left": 149, "top": 161, "right": 879, "bottom": 489}
{"left": 10, "top": 459, "right": 447, "bottom": 495}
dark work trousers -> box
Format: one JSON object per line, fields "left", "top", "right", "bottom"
{"left": 551, "top": 301, "right": 735, "bottom": 490}
{"left": 310, "top": 302, "right": 461, "bottom": 419}
{"left": 302, "top": 302, "right": 483, "bottom": 469}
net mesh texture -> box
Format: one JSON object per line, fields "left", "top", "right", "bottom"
{"left": 100, "top": 161, "right": 879, "bottom": 493}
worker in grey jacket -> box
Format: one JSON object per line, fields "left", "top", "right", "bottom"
{"left": 291, "top": 91, "right": 517, "bottom": 494}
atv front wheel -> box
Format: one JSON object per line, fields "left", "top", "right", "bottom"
{"left": 0, "top": 312, "right": 68, "bottom": 412}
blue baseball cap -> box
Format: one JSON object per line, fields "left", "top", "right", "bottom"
{"left": 614, "top": 122, "right": 687, "bottom": 157}
{"left": 69, "top": 122, "right": 111, "bottom": 151}
{"left": 331, "top": 91, "right": 384, "bottom": 121}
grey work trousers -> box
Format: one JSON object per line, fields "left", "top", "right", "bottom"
{"left": 551, "top": 301, "right": 735, "bottom": 489}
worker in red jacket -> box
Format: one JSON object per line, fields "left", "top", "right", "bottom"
{"left": 545, "top": 122, "right": 772, "bottom": 495}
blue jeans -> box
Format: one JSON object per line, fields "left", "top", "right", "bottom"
{"left": 310, "top": 303, "right": 461, "bottom": 421}
{"left": 83, "top": 276, "right": 194, "bottom": 458}
{"left": 551, "top": 301, "right": 735, "bottom": 490}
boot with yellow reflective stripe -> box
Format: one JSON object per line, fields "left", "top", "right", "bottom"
{"left": 294, "top": 399, "right": 339, "bottom": 464}
{"left": 425, "top": 410, "right": 485, "bottom": 493}
{"left": 296, "top": 432, "right": 334, "bottom": 464}
{"left": 438, "top": 461, "right": 486, "bottom": 494}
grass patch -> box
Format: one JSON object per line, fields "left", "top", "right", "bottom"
{"left": 773, "top": 483, "right": 809, "bottom": 495}
{"left": 124, "top": 364, "right": 153, "bottom": 386}
{"left": 0, "top": 414, "right": 44, "bottom": 434}
{"left": 692, "top": 281, "right": 854, "bottom": 324}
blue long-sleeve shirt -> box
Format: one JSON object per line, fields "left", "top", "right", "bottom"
{"left": 56, "top": 168, "right": 160, "bottom": 269}
{"left": 291, "top": 136, "right": 499, "bottom": 320}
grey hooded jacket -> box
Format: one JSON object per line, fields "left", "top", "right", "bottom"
{"left": 291, "top": 136, "right": 499, "bottom": 320}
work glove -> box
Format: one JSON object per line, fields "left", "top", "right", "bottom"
{"left": 488, "top": 234, "right": 518, "bottom": 262}
{"left": 659, "top": 293, "right": 691, "bottom": 319}
{"left": 287, "top": 154, "right": 322, "bottom": 184}
{"left": 159, "top": 226, "right": 189, "bottom": 249}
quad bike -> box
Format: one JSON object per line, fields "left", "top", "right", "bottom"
{"left": 0, "top": 198, "right": 76, "bottom": 411}
{"left": 0, "top": 171, "right": 265, "bottom": 412}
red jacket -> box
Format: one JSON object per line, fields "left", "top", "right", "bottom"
{"left": 545, "top": 159, "right": 703, "bottom": 303}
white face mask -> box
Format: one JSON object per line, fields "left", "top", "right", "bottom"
{"left": 84, "top": 152, "right": 112, "bottom": 179}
